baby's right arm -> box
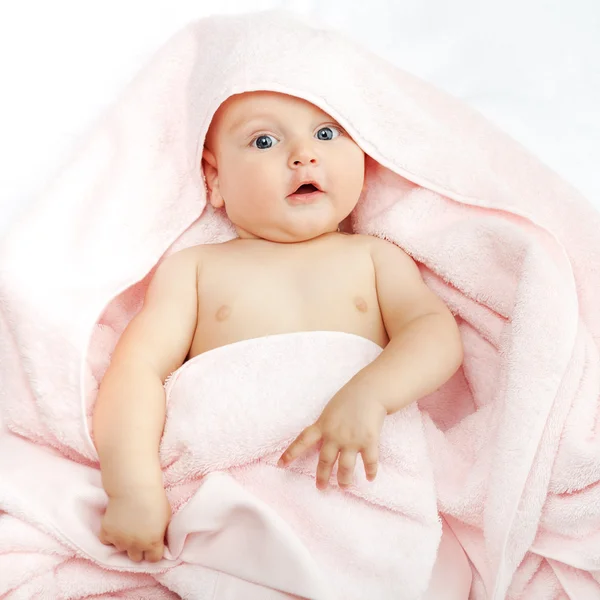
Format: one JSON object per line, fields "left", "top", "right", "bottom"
{"left": 92, "top": 248, "right": 199, "bottom": 561}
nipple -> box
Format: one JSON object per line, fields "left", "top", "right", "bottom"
{"left": 215, "top": 305, "right": 231, "bottom": 321}
{"left": 354, "top": 296, "right": 368, "bottom": 313}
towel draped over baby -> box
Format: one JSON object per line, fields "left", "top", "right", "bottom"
{"left": 1, "top": 8, "right": 599, "bottom": 599}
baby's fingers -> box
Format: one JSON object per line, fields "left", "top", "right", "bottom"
{"left": 98, "top": 528, "right": 112, "bottom": 546}
{"left": 316, "top": 441, "right": 339, "bottom": 490}
{"left": 337, "top": 449, "right": 358, "bottom": 489}
{"left": 127, "top": 547, "right": 144, "bottom": 562}
{"left": 278, "top": 425, "right": 322, "bottom": 466}
{"left": 361, "top": 444, "right": 379, "bottom": 481}
{"left": 144, "top": 541, "right": 165, "bottom": 563}
{"left": 99, "top": 528, "right": 126, "bottom": 552}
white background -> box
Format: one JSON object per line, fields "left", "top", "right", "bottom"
{"left": 1, "top": 0, "right": 599, "bottom": 236}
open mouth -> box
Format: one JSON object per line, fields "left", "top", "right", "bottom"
{"left": 287, "top": 183, "right": 323, "bottom": 205}
{"left": 294, "top": 183, "right": 319, "bottom": 194}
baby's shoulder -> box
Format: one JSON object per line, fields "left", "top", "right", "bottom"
{"left": 163, "top": 244, "right": 205, "bottom": 263}
{"left": 155, "top": 244, "right": 216, "bottom": 278}
{"left": 348, "top": 233, "right": 409, "bottom": 254}
{"left": 337, "top": 232, "right": 390, "bottom": 253}
{"left": 341, "top": 234, "right": 418, "bottom": 275}
{"left": 167, "top": 242, "right": 225, "bottom": 261}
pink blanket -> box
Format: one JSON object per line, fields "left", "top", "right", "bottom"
{"left": 1, "top": 8, "right": 599, "bottom": 599}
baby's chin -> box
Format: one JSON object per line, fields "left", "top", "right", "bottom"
{"left": 232, "top": 204, "right": 344, "bottom": 242}
{"left": 283, "top": 216, "right": 343, "bottom": 242}
{"left": 253, "top": 221, "right": 339, "bottom": 244}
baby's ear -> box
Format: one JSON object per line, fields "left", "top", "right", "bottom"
{"left": 200, "top": 147, "right": 224, "bottom": 208}
{"left": 201, "top": 147, "right": 216, "bottom": 179}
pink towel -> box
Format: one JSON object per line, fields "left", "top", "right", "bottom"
{"left": 1, "top": 8, "right": 599, "bottom": 599}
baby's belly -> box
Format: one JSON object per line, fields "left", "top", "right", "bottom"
{"left": 187, "top": 296, "right": 389, "bottom": 359}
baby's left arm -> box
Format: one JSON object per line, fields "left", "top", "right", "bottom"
{"left": 356, "top": 235, "right": 464, "bottom": 415}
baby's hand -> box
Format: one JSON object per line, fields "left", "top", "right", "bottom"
{"left": 278, "top": 387, "right": 387, "bottom": 490}
{"left": 99, "top": 485, "right": 172, "bottom": 563}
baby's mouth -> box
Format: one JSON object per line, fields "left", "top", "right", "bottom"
{"left": 287, "top": 183, "right": 324, "bottom": 205}
{"left": 293, "top": 183, "right": 319, "bottom": 194}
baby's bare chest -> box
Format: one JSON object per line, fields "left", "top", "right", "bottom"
{"left": 188, "top": 238, "right": 389, "bottom": 357}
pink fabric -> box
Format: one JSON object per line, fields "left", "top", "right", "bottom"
{"left": 1, "top": 7, "right": 599, "bottom": 599}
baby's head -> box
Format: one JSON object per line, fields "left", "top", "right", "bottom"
{"left": 201, "top": 91, "right": 365, "bottom": 243}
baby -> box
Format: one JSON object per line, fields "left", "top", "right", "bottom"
{"left": 92, "top": 90, "right": 464, "bottom": 564}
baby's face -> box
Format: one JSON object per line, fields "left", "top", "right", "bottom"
{"left": 202, "top": 91, "right": 365, "bottom": 243}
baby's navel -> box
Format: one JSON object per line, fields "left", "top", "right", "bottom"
{"left": 354, "top": 296, "right": 368, "bottom": 313}
{"left": 215, "top": 305, "right": 231, "bottom": 322}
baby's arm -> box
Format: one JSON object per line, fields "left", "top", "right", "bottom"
{"left": 92, "top": 248, "right": 199, "bottom": 560}
{"left": 357, "top": 235, "right": 464, "bottom": 414}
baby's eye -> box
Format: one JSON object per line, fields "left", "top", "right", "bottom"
{"left": 251, "top": 134, "right": 278, "bottom": 150}
{"left": 316, "top": 126, "right": 342, "bottom": 141}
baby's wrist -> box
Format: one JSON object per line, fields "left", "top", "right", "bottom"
{"left": 101, "top": 463, "right": 164, "bottom": 497}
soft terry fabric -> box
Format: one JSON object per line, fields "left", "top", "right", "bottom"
{"left": 1, "top": 8, "right": 599, "bottom": 599}
{"left": 0, "top": 333, "right": 448, "bottom": 599}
